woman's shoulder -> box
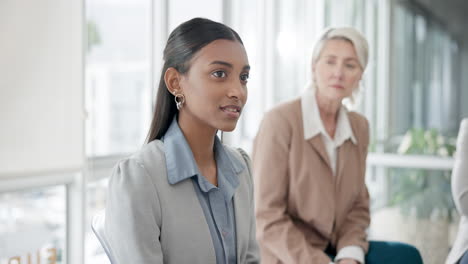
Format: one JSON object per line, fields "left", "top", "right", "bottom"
{"left": 347, "top": 111, "right": 369, "bottom": 129}
{"left": 347, "top": 111, "right": 370, "bottom": 146}
{"left": 266, "top": 97, "right": 302, "bottom": 117}
{"left": 261, "top": 97, "right": 302, "bottom": 128}
{"left": 132, "top": 140, "right": 165, "bottom": 163}
{"left": 222, "top": 145, "right": 250, "bottom": 166}
{"left": 114, "top": 140, "right": 166, "bottom": 180}
{"left": 222, "top": 145, "right": 254, "bottom": 190}
{"left": 106, "top": 142, "right": 164, "bottom": 229}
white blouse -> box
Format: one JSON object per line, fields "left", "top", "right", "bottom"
{"left": 301, "top": 87, "right": 357, "bottom": 175}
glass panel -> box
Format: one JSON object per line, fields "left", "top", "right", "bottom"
{"left": 227, "top": 0, "right": 320, "bottom": 150}
{"left": 390, "top": 4, "right": 415, "bottom": 138}
{"left": 326, "top": 0, "right": 365, "bottom": 28}
{"left": 0, "top": 186, "right": 66, "bottom": 264}
{"left": 367, "top": 167, "right": 458, "bottom": 264}
{"left": 230, "top": 0, "right": 264, "bottom": 146}
{"left": 85, "top": 0, "right": 152, "bottom": 157}
{"left": 388, "top": 2, "right": 462, "bottom": 152}
{"left": 273, "top": 0, "right": 308, "bottom": 105}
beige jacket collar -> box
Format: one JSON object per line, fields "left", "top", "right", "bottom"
{"left": 300, "top": 84, "right": 357, "bottom": 145}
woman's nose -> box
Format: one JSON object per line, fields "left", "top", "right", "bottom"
{"left": 227, "top": 82, "right": 246, "bottom": 100}
{"left": 332, "top": 64, "right": 345, "bottom": 79}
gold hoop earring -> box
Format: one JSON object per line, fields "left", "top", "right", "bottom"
{"left": 174, "top": 94, "right": 185, "bottom": 110}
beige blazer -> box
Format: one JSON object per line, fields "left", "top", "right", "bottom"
{"left": 104, "top": 140, "right": 260, "bottom": 264}
{"left": 252, "top": 98, "right": 370, "bottom": 264}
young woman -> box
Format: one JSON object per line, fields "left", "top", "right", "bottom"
{"left": 103, "top": 18, "right": 259, "bottom": 264}
{"left": 252, "top": 27, "right": 422, "bottom": 264}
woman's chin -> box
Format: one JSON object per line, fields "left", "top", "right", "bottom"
{"left": 326, "top": 92, "right": 349, "bottom": 103}
{"left": 217, "top": 123, "right": 238, "bottom": 133}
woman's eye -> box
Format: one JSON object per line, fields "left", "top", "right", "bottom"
{"left": 240, "top": 73, "right": 249, "bottom": 82}
{"left": 212, "top": 70, "right": 227, "bottom": 78}
{"left": 326, "top": 60, "right": 335, "bottom": 65}
{"left": 346, "top": 63, "right": 357, "bottom": 69}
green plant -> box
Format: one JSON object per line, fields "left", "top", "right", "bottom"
{"left": 388, "top": 128, "right": 456, "bottom": 219}
{"left": 87, "top": 20, "right": 101, "bottom": 53}
{"left": 397, "top": 128, "right": 456, "bottom": 156}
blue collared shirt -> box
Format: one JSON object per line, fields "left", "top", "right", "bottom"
{"left": 162, "top": 117, "right": 244, "bottom": 264}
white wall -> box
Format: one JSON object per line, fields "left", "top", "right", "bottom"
{"left": 0, "top": 0, "right": 84, "bottom": 177}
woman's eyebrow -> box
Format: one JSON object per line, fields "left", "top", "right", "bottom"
{"left": 210, "top": 60, "right": 233, "bottom": 68}
{"left": 210, "top": 61, "right": 251, "bottom": 71}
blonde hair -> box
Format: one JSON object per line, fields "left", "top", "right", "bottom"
{"left": 311, "top": 27, "right": 369, "bottom": 104}
{"left": 312, "top": 27, "right": 369, "bottom": 69}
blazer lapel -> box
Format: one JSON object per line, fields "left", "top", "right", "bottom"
{"left": 336, "top": 140, "right": 351, "bottom": 186}
{"left": 307, "top": 135, "right": 333, "bottom": 171}
{"left": 234, "top": 194, "right": 242, "bottom": 264}
{"left": 151, "top": 142, "right": 217, "bottom": 263}
{"left": 233, "top": 170, "right": 249, "bottom": 264}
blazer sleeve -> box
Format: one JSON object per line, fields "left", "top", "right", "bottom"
{"left": 238, "top": 148, "right": 261, "bottom": 263}
{"left": 253, "top": 110, "right": 332, "bottom": 264}
{"left": 104, "top": 158, "right": 164, "bottom": 264}
{"left": 453, "top": 119, "right": 468, "bottom": 216}
{"left": 336, "top": 116, "right": 371, "bottom": 252}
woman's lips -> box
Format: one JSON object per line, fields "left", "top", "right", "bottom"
{"left": 220, "top": 105, "right": 241, "bottom": 118}
{"left": 331, "top": 84, "right": 344, "bottom": 89}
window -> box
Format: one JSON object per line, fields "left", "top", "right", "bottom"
{"left": 367, "top": 166, "right": 458, "bottom": 264}
{"left": 227, "top": 0, "right": 323, "bottom": 151}
{"left": 84, "top": 1, "right": 226, "bottom": 263}
{"left": 85, "top": 0, "right": 152, "bottom": 157}
{"left": 85, "top": 0, "right": 152, "bottom": 262}
{"left": 0, "top": 186, "right": 66, "bottom": 264}
{"left": 389, "top": 2, "right": 461, "bottom": 143}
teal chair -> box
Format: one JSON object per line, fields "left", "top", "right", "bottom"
{"left": 326, "top": 241, "right": 423, "bottom": 264}
{"left": 366, "top": 241, "right": 423, "bottom": 263}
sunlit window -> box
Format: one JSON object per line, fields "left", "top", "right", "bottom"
{"left": 85, "top": 0, "right": 152, "bottom": 157}
{"left": 0, "top": 186, "right": 66, "bottom": 264}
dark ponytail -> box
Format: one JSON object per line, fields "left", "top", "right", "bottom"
{"left": 146, "top": 17, "right": 243, "bottom": 142}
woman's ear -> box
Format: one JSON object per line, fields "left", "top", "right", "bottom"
{"left": 164, "top": 67, "right": 182, "bottom": 95}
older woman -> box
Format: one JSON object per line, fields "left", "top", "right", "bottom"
{"left": 252, "top": 27, "right": 422, "bottom": 264}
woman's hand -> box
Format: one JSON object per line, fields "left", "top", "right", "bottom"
{"left": 337, "top": 259, "right": 359, "bottom": 264}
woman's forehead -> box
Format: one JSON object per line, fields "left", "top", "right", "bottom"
{"left": 315, "top": 40, "right": 360, "bottom": 64}
{"left": 190, "top": 39, "right": 249, "bottom": 68}
{"left": 322, "top": 39, "right": 357, "bottom": 55}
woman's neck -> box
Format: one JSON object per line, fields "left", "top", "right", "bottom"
{"left": 315, "top": 91, "right": 341, "bottom": 138}
{"left": 177, "top": 112, "right": 217, "bottom": 169}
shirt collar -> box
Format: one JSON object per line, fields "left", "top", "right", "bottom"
{"left": 162, "top": 117, "right": 243, "bottom": 199}
{"left": 162, "top": 117, "right": 198, "bottom": 185}
{"left": 301, "top": 83, "right": 357, "bottom": 145}
{"left": 190, "top": 139, "right": 242, "bottom": 201}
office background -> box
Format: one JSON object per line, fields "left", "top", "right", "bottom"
{"left": 1, "top": 0, "right": 468, "bottom": 263}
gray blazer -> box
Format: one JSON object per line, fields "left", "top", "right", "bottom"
{"left": 446, "top": 119, "right": 468, "bottom": 264}
{"left": 104, "top": 140, "right": 260, "bottom": 264}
